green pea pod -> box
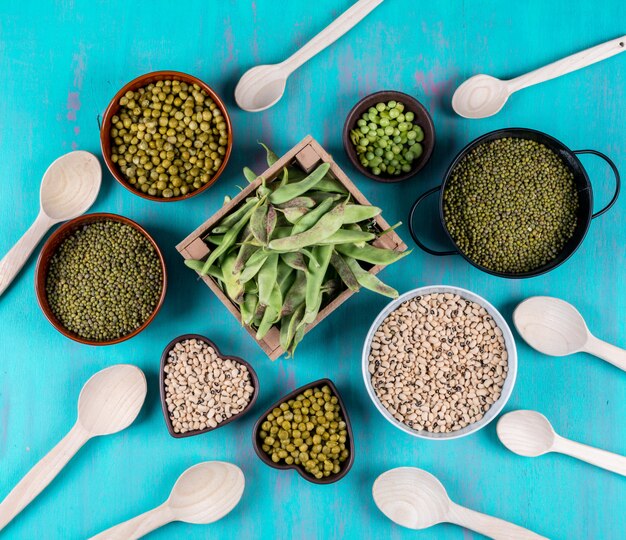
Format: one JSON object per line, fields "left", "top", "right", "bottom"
{"left": 202, "top": 197, "right": 265, "bottom": 274}
{"left": 212, "top": 198, "right": 258, "bottom": 232}
{"left": 314, "top": 175, "right": 348, "bottom": 194}
{"left": 243, "top": 167, "right": 257, "bottom": 183}
{"left": 316, "top": 229, "right": 376, "bottom": 246}
{"left": 275, "top": 197, "right": 316, "bottom": 209}
{"left": 279, "top": 167, "right": 289, "bottom": 187}
{"left": 184, "top": 259, "right": 223, "bottom": 281}
{"left": 241, "top": 293, "right": 258, "bottom": 325}
{"left": 259, "top": 142, "right": 278, "bottom": 165}
{"left": 291, "top": 197, "right": 335, "bottom": 235}
{"left": 344, "top": 256, "right": 398, "bottom": 298}
{"left": 269, "top": 163, "right": 330, "bottom": 205}
{"left": 330, "top": 251, "right": 359, "bottom": 292}
{"left": 277, "top": 260, "right": 295, "bottom": 297}
{"left": 256, "top": 283, "right": 282, "bottom": 339}
{"left": 244, "top": 280, "right": 258, "bottom": 294}
{"left": 268, "top": 203, "right": 345, "bottom": 251}
{"left": 257, "top": 252, "right": 279, "bottom": 307}
{"left": 250, "top": 204, "right": 274, "bottom": 245}
{"left": 344, "top": 223, "right": 367, "bottom": 247}
{"left": 307, "top": 192, "right": 343, "bottom": 204}
{"left": 341, "top": 204, "right": 381, "bottom": 224}
{"left": 240, "top": 249, "right": 270, "bottom": 283}
{"left": 282, "top": 207, "right": 309, "bottom": 224}
{"left": 336, "top": 243, "right": 411, "bottom": 265}
{"left": 280, "top": 303, "right": 305, "bottom": 353}
{"left": 221, "top": 253, "right": 244, "bottom": 304}
{"left": 305, "top": 245, "right": 333, "bottom": 315}
{"left": 281, "top": 252, "right": 308, "bottom": 272}
{"left": 281, "top": 271, "right": 307, "bottom": 317}
{"left": 233, "top": 240, "right": 258, "bottom": 273}
{"left": 205, "top": 234, "right": 224, "bottom": 245}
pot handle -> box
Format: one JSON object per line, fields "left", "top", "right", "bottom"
{"left": 574, "top": 149, "right": 621, "bottom": 219}
{"left": 408, "top": 185, "right": 458, "bottom": 256}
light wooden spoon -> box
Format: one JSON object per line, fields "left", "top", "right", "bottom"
{"left": 234, "top": 0, "right": 384, "bottom": 112}
{"left": 0, "top": 364, "right": 146, "bottom": 530}
{"left": 373, "top": 467, "right": 546, "bottom": 539}
{"left": 497, "top": 410, "right": 626, "bottom": 477}
{"left": 514, "top": 296, "right": 626, "bottom": 373}
{"left": 90, "top": 461, "right": 245, "bottom": 539}
{"left": 0, "top": 150, "right": 101, "bottom": 296}
{"left": 452, "top": 36, "right": 626, "bottom": 118}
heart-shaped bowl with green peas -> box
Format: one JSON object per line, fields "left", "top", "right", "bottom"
{"left": 252, "top": 378, "right": 355, "bottom": 485}
{"left": 343, "top": 90, "right": 435, "bottom": 182}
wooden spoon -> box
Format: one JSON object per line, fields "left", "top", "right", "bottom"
{"left": 234, "top": 0, "right": 383, "bottom": 112}
{"left": 497, "top": 410, "right": 626, "bottom": 477}
{"left": 0, "top": 151, "right": 101, "bottom": 296}
{"left": 90, "top": 461, "right": 245, "bottom": 539}
{"left": 373, "top": 467, "right": 546, "bottom": 539}
{"left": 452, "top": 36, "right": 626, "bottom": 118}
{"left": 0, "top": 364, "right": 146, "bottom": 530}
{"left": 514, "top": 296, "right": 626, "bottom": 373}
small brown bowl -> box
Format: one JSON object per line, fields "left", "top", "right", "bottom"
{"left": 35, "top": 212, "right": 167, "bottom": 346}
{"left": 252, "top": 378, "right": 355, "bottom": 485}
{"left": 100, "top": 70, "right": 233, "bottom": 202}
{"left": 160, "top": 334, "right": 260, "bottom": 439}
{"left": 342, "top": 90, "right": 435, "bottom": 182}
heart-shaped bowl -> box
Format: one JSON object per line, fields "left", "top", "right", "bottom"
{"left": 252, "top": 378, "right": 355, "bottom": 484}
{"left": 159, "top": 334, "right": 259, "bottom": 438}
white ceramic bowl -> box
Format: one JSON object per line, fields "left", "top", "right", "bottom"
{"left": 362, "top": 285, "right": 517, "bottom": 440}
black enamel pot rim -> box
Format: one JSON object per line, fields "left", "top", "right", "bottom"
{"left": 409, "top": 127, "right": 621, "bottom": 279}
{"left": 252, "top": 378, "right": 355, "bottom": 485}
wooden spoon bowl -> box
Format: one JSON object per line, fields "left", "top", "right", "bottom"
{"left": 342, "top": 90, "right": 435, "bottom": 182}
{"left": 252, "top": 379, "right": 355, "bottom": 484}
{"left": 35, "top": 213, "right": 167, "bottom": 346}
{"left": 159, "top": 335, "right": 259, "bottom": 438}
{"left": 100, "top": 70, "right": 233, "bottom": 202}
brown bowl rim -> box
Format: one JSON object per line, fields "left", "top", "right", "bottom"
{"left": 342, "top": 90, "right": 435, "bottom": 183}
{"left": 252, "top": 378, "right": 355, "bottom": 485}
{"left": 159, "top": 334, "right": 260, "bottom": 439}
{"left": 100, "top": 70, "right": 233, "bottom": 202}
{"left": 35, "top": 212, "right": 167, "bottom": 346}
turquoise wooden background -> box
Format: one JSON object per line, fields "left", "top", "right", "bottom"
{"left": 1, "top": 1, "right": 624, "bottom": 538}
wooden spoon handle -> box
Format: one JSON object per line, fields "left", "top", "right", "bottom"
{"left": 282, "top": 0, "right": 384, "bottom": 73}
{"left": 584, "top": 336, "right": 626, "bottom": 372}
{"left": 554, "top": 436, "right": 626, "bottom": 476}
{"left": 0, "top": 212, "right": 53, "bottom": 296}
{"left": 450, "top": 503, "right": 548, "bottom": 540}
{"left": 89, "top": 505, "right": 173, "bottom": 540}
{"left": 0, "top": 423, "right": 89, "bottom": 530}
{"left": 508, "top": 36, "right": 626, "bottom": 93}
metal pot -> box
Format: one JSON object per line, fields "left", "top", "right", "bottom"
{"left": 408, "top": 128, "right": 620, "bottom": 278}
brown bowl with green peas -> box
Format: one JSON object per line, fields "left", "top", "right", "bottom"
{"left": 343, "top": 90, "right": 435, "bottom": 182}
{"left": 100, "top": 70, "right": 232, "bottom": 202}
{"left": 252, "top": 379, "right": 355, "bottom": 485}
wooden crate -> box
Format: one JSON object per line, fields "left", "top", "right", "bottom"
{"left": 176, "top": 135, "right": 407, "bottom": 360}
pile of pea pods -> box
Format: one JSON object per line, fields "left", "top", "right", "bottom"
{"left": 185, "top": 145, "right": 410, "bottom": 355}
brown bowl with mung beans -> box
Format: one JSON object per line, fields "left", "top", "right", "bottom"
{"left": 100, "top": 70, "right": 233, "bottom": 202}
{"left": 35, "top": 212, "right": 167, "bottom": 346}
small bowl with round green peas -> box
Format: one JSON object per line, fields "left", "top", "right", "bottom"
{"left": 100, "top": 70, "right": 233, "bottom": 202}
{"left": 343, "top": 90, "right": 435, "bottom": 182}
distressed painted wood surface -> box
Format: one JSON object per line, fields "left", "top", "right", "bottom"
{"left": 0, "top": 1, "right": 624, "bottom": 538}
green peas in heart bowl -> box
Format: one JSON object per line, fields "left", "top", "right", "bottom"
{"left": 343, "top": 90, "right": 435, "bottom": 182}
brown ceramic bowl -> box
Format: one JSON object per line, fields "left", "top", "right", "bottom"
{"left": 342, "top": 90, "right": 435, "bottom": 182}
{"left": 100, "top": 70, "right": 233, "bottom": 202}
{"left": 252, "top": 378, "right": 355, "bottom": 485}
{"left": 35, "top": 212, "right": 167, "bottom": 346}
{"left": 160, "top": 334, "right": 260, "bottom": 439}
